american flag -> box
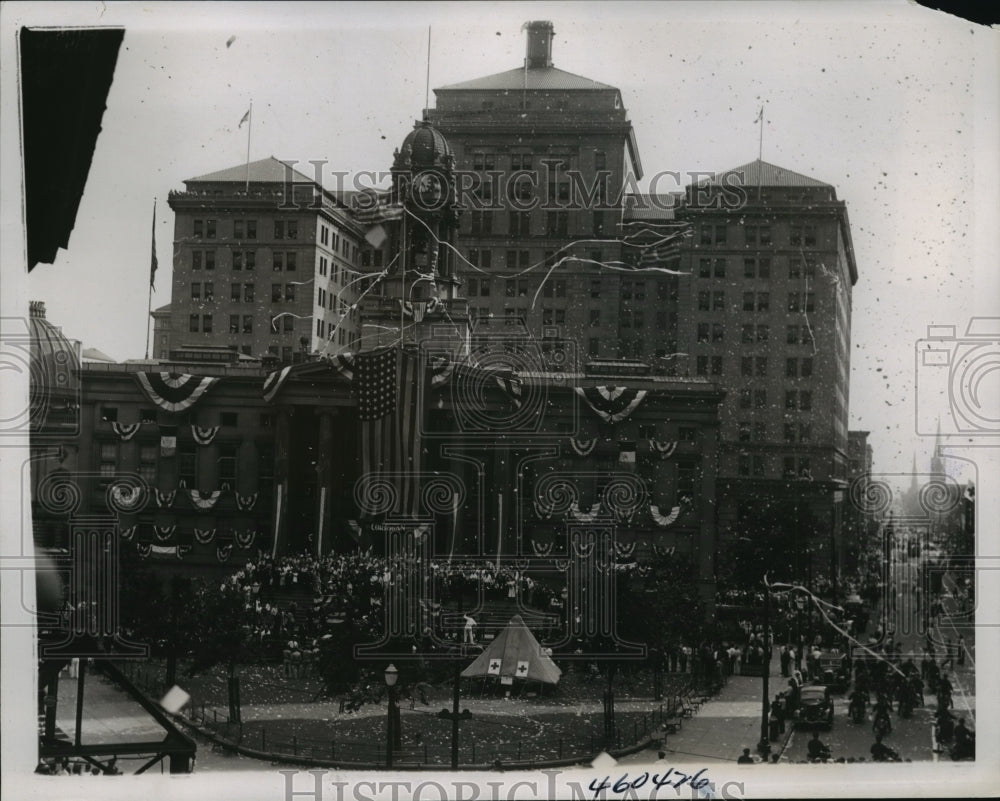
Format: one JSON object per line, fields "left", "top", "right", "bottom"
{"left": 352, "top": 191, "right": 404, "bottom": 225}
{"left": 637, "top": 229, "right": 691, "bottom": 268}
{"left": 353, "top": 346, "right": 422, "bottom": 517}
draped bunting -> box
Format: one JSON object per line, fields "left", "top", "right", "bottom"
{"left": 234, "top": 529, "right": 256, "bottom": 549}
{"left": 189, "top": 489, "right": 221, "bottom": 510}
{"left": 327, "top": 352, "right": 355, "bottom": 381}
{"left": 613, "top": 540, "right": 637, "bottom": 559}
{"left": 650, "top": 504, "right": 682, "bottom": 527}
{"left": 110, "top": 485, "right": 144, "bottom": 511}
{"left": 194, "top": 528, "right": 216, "bottom": 544}
{"left": 569, "top": 500, "right": 602, "bottom": 522}
{"left": 155, "top": 489, "right": 176, "bottom": 508}
{"left": 574, "top": 386, "right": 647, "bottom": 423}
{"left": 430, "top": 354, "right": 455, "bottom": 388}
{"left": 262, "top": 365, "right": 294, "bottom": 403}
{"left": 191, "top": 425, "right": 220, "bottom": 446}
{"left": 111, "top": 422, "right": 141, "bottom": 441}
{"left": 494, "top": 371, "right": 523, "bottom": 409}
{"left": 136, "top": 372, "right": 220, "bottom": 413}
{"left": 531, "top": 540, "right": 555, "bottom": 557}
{"left": 567, "top": 436, "right": 597, "bottom": 457}
{"left": 400, "top": 297, "right": 442, "bottom": 322}
{"left": 236, "top": 492, "right": 259, "bottom": 511}
{"left": 119, "top": 525, "right": 136, "bottom": 541}
{"left": 216, "top": 544, "right": 233, "bottom": 562}
{"left": 154, "top": 525, "right": 176, "bottom": 542}
{"left": 652, "top": 543, "right": 677, "bottom": 558}
{"left": 649, "top": 439, "right": 678, "bottom": 459}
{"left": 136, "top": 542, "right": 152, "bottom": 559}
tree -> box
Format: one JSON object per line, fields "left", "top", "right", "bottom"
{"left": 618, "top": 552, "right": 705, "bottom": 652}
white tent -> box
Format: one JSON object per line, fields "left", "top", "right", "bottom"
{"left": 460, "top": 615, "right": 561, "bottom": 685}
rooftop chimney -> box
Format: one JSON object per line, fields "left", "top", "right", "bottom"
{"left": 524, "top": 21, "right": 554, "bottom": 69}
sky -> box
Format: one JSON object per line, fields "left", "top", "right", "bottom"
{"left": 6, "top": 0, "right": 1000, "bottom": 482}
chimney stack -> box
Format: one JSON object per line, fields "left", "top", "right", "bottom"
{"left": 524, "top": 21, "right": 554, "bottom": 69}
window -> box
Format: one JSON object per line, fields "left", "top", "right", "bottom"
{"left": 784, "top": 423, "right": 797, "bottom": 443}
{"left": 283, "top": 316, "right": 294, "bottom": 333}
{"left": 220, "top": 412, "right": 237, "bottom": 427}
{"left": 272, "top": 284, "right": 282, "bottom": 302}
{"left": 754, "top": 390, "right": 766, "bottom": 409}
{"left": 786, "top": 390, "right": 798, "bottom": 410}
{"left": 285, "top": 284, "right": 296, "bottom": 302}
{"left": 741, "top": 324, "right": 754, "bottom": 344}
{"left": 634, "top": 311, "right": 645, "bottom": 330}
{"left": 712, "top": 322, "right": 724, "bottom": 343}
{"left": 801, "top": 357, "right": 813, "bottom": 378}
{"left": 799, "top": 423, "right": 812, "bottom": 442}
{"left": 757, "top": 292, "right": 769, "bottom": 312}
{"left": 742, "top": 292, "right": 754, "bottom": 312}
{"left": 233, "top": 250, "right": 243, "bottom": 271}
{"left": 699, "top": 224, "right": 727, "bottom": 245}
{"left": 752, "top": 455, "right": 765, "bottom": 477}
{"left": 713, "top": 290, "right": 725, "bottom": 310}
{"left": 281, "top": 346, "right": 292, "bottom": 362}
{"left": 798, "top": 457, "right": 811, "bottom": 477}
{"left": 206, "top": 220, "right": 217, "bottom": 239}
{"left": 509, "top": 211, "right": 531, "bottom": 236}
{"left": 542, "top": 308, "right": 554, "bottom": 326}
{"left": 738, "top": 421, "right": 751, "bottom": 442}
{"left": 138, "top": 444, "right": 157, "bottom": 483}
{"left": 739, "top": 389, "right": 752, "bottom": 409}
{"left": 506, "top": 249, "right": 530, "bottom": 269}
{"left": 192, "top": 283, "right": 202, "bottom": 300}
{"left": 591, "top": 279, "right": 602, "bottom": 299}
{"left": 741, "top": 357, "right": 753, "bottom": 377}
{"left": 242, "top": 315, "right": 253, "bottom": 334}
{"left": 592, "top": 210, "right": 604, "bottom": 236}
{"left": 243, "top": 283, "right": 254, "bottom": 303}
{"left": 787, "top": 325, "right": 799, "bottom": 344}
{"left": 246, "top": 220, "right": 257, "bottom": 239}
{"left": 546, "top": 211, "right": 568, "bottom": 237}
{"left": 804, "top": 225, "right": 816, "bottom": 246}
{"left": 203, "top": 282, "right": 214, "bottom": 300}
{"left": 230, "top": 314, "right": 239, "bottom": 333}
{"left": 471, "top": 211, "right": 492, "bottom": 235}
{"left": 788, "top": 293, "right": 800, "bottom": 313}
{"left": 786, "top": 358, "right": 798, "bottom": 378}
{"left": 701, "top": 291, "right": 713, "bottom": 311}
{"left": 697, "top": 323, "right": 710, "bottom": 343}
{"left": 472, "top": 151, "right": 496, "bottom": 170}
{"left": 555, "top": 280, "right": 566, "bottom": 298}
{"left": 753, "top": 421, "right": 766, "bottom": 442}
{"left": 205, "top": 251, "right": 215, "bottom": 270}
{"left": 555, "top": 309, "right": 565, "bottom": 325}
{"left": 231, "top": 283, "right": 241, "bottom": 302}
{"left": 590, "top": 309, "right": 601, "bottom": 327}
{"left": 201, "top": 314, "right": 213, "bottom": 333}
{"left": 589, "top": 337, "right": 600, "bottom": 357}
{"left": 739, "top": 453, "right": 751, "bottom": 476}
{"left": 193, "top": 219, "right": 203, "bottom": 238}
{"left": 100, "top": 406, "right": 118, "bottom": 422}
{"left": 711, "top": 355, "right": 723, "bottom": 375}
{"left": 757, "top": 324, "right": 769, "bottom": 343}
{"left": 755, "top": 357, "right": 767, "bottom": 377}
{"left": 178, "top": 443, "right": 197, "bottom": 486}
{"left": 286, "top": 252, "right": 297, "bottom": 271}
{"left": 677, "top": 463, "right": 698, "bottom": 498}
{"left": 192, "top": 251, "right": 202, "bottom": 270}
{"left": 697, "top": 356, "right": 709, "bottom": 376}
{"left": 698, "top": 259, "right": 711, "bottom": 278}
{"left": 189, "top": 314, "right": 199, "bottom": 332}
{"left": 800, "top": 391, "right": 812, "bottom": 411}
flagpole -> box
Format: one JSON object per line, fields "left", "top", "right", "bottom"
{"left": 756, "top": 104, "right": 764, "bottom": 201}
{"left": 145, "top": 198, "right": 156, "bottom": 360}
{"left": 424, "top": 27, "right": 431, "bottom": 120}
{"left": 245, "top": 100, "right": 253, "bottom": 193}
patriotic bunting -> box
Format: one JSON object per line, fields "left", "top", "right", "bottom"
{"left": 234, "top": 529, "right": 256, "bottom": 549}
{"left": 236, "top": 492, "right": 259, "bottom": 511}
{"left": 328, "top": 352, "right": 355, "bottom": 381}
{"left": 613, "top": 540, "right": 637, "bottom": 559}
{"left": 154, "top": 525, "right": 176, "bottom": 542}
{"left": 262, "top": 365, "right": 294, "bottom": 403}
{"left": 531, "top": 540, "right": 554, "bottom": 557}
{"left": 194, "top": 528, "right": 216, "bottom": 544}
{"left": 111, "top": 422, "right": 141, "bottom": 441}
{"left": 110, "top": 484, "right": 144, "bottom": 511}
{"left": 155, "top": 489, "right": 176, "bottom": 508}
{"left": 189, "top": 489, "right": 221, "bottom": 510}
{"left": 649, "top": 439, "right": 678, "bottom": 459}
{"left": 569, "top": 500, "right": 601, "bottom": 522}
{"left": 191, "top": 425, "right": 220, "bottom": 446}
{"left": 430, "top": 354, "right": 455, "bottom": 388}
{"left": 136, "top": 542, "right": 152, "bottom": 559}
{"left": 650, "top": 504, "right": 682, "bottom": 527}
{"left": 568, "top": 436, "right": 597, "bottom": 457}
{"left": 216, "top": 544, "right": 233, "bottom": 562}
{"left": 136, "top": 372, "right": 220, "bottom": 412}
{"left": 119, "top": 525, "right": 136, "bottom": 541}
{"left": 574, "top": 386, "right": 647, "bottom": 424}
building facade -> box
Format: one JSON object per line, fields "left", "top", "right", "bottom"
{"left": 166, "top": 157, "right": 365, "bottom": 364}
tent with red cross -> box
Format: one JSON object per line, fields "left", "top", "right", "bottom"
{"left": 460, "top": 615, "right": 562, "bottom": 685}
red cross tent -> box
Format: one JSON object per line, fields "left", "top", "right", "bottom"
{"left": 460, "top": 615, "right": 562, "bottom": 685}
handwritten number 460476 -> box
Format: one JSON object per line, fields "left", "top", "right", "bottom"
{"left": 589, "top": 768, "right": 711, "bottom": 798}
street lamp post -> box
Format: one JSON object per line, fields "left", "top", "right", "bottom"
{"left": 384, "top": 664, "right": 398, "bottom": 768}
{"left": 439, "top": 647, "right": 473, "bottom": 769}
{"left": 756, "top": 575, "right": 771, "bottom": 758}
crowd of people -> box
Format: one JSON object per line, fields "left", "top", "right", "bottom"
{"left": 35, "top": 757, "right": 121, "bottom": 775}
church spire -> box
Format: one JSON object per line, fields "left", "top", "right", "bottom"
{"left": 930, "top": 417, "right": 945, "bottom": 475}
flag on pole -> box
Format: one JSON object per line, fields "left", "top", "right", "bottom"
{"left": 354, "top": 346, "right": 422, "bottom": 517}
{"left": 239, "top": 107, "right": 251, "bottom": 128}
{"left": 754, "top": 105, "right": 764, "bottom": 124}
{"left": 150, "top": 200, "right": 158, "bottom": 289}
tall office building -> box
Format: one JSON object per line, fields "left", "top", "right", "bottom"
{"left": 166, "top": 157, "right": 365, "bottom": 364}
{"left": 426, "top": 21, "right": 643, "bottom": 357}
{"left": 676, "top": 161, "right": 858, "bottom": 581}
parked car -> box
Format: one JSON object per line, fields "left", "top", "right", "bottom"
{"left": 795, "top": 684, "right": 835, "bottom": 728}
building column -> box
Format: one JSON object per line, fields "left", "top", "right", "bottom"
{"left": 314, "top": 408, "right": 336, "bottom": 558}
{"left": 271, "top": 407, "right": 291, "bottom": 558}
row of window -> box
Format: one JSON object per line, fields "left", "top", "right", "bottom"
{"left": 698, "top": 258, "right": 819, "bottom": 280}
{"left": 694, "top": 356, "right": 815, "bottom": 378}
{"left": 469, "top": 152, "right": 584, "bottom": 172}
{"left": 193, "top": 218, "right": 299, "bottom": 240}
{"left": 698, "top": 223, "right": 819, "bottom": 248}
{"left": 702, "top": 323, "right": 817, "bottom": 344}
{"left": 737, "top": 454, "right": 814, "bottom": 479}
{"left": 191, "top": 250, "right": 298, "bottom": 271}
{"left": 189, "top": 313, "right": 299, "bottom": 334}
{"left": 467, "top": 210, "right": 609, "bottom": 237}
{"left": 737, "top": 421, "right": 814, "bottom": 443}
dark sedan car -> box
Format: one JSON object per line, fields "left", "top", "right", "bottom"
{"left": 796, "top": 685, "right": 835, "bottom": 728}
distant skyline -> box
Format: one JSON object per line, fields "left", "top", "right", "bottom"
{"left": 6, "top": 1, "right": 999, "bottom": 482}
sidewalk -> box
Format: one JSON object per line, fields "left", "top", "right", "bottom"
{"left": 621, "top": 658, "right": 788, "bottom": 765}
